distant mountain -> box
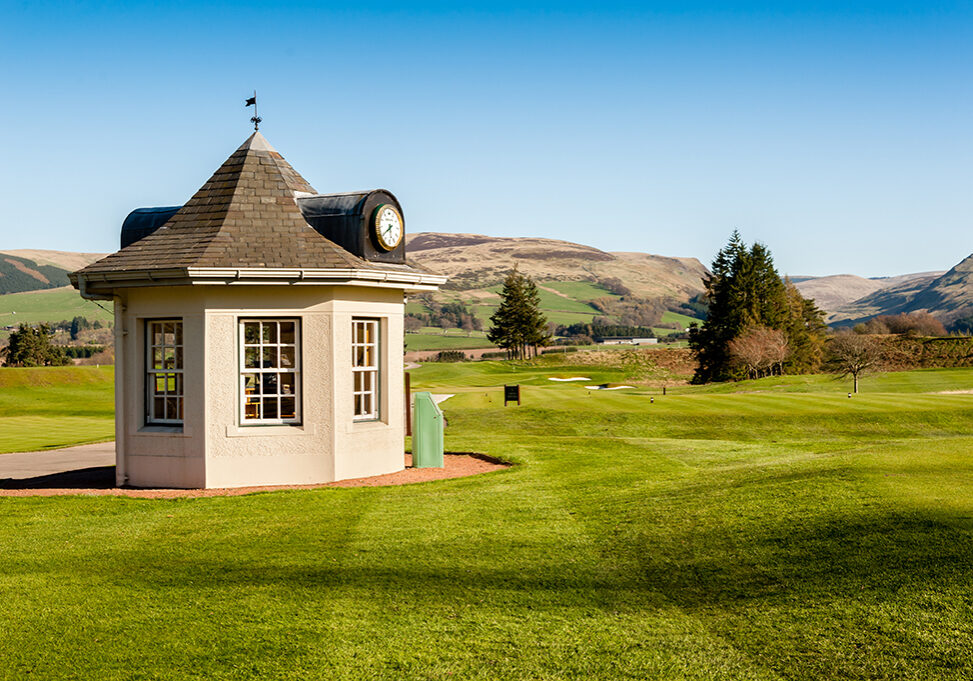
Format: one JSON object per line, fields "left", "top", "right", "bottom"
{"left": 0, "top": 253, "right": 70, "bottom": 295}
{"left": 827, "top": 254, "right": 973, "bottom": 324}
{"left": 792, "top": 271, "right": 946, "bottom": 317}
{"left": 0, "top": 249, "right": 107, "bottom": 272}
{"left": 407, "top": 233, "right": 708, "bottom": 302}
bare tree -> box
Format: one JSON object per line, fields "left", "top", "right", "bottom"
{"left": 728, "top": 326, "right": 790, "bottom": 379}
{"left": 828, "top": 330, "right": 883, "bottom": 393}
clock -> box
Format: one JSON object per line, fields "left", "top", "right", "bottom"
{"left": 373, "top": 204, "right": 403, "bottom": 251}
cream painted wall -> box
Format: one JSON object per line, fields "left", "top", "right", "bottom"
{"left": 114, "top": 284, "right": 407, "bottom": 489}
{"left": 115, "top": 287, "right": 207, "bottom": 488}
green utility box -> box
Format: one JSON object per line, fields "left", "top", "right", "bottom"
{"left": 412, "top": 392, "right": 444, "bottom": 468}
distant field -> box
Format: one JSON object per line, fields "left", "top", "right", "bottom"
{"left": 0, "top": 366, "right": 113, "bottom": 453}
{"left": 660, "top": 309, "right": 700, "bottom": 327}
{"left": 0, "top": 286, "right": 113, "bottom": 329}
{"left": 543, "top": 280, "right": 620, "bottom": 301}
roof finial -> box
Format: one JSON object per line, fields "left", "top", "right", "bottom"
{"left": 245, "top": 90, "right": 261, "bottom": 131}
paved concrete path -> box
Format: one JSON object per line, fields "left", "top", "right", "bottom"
{"left": 0, "top": 442, "right": 115, "bottom": 479}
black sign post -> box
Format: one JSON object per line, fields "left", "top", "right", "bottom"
{"left": 504, "top": 384, "right": 521, "bottom": 406}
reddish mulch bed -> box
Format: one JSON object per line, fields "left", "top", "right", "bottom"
{"left": 0, "top": 453, "right": 509, "bottom": 499}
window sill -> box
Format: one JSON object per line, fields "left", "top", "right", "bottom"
{"left": 225, "top": 423, "right": 317, "bottom": 438}
{"left": 349, "top": 419, "right": 389, "bottom": 432}
{"left": 135, "top": 425, "right": 191, "bottom": 437}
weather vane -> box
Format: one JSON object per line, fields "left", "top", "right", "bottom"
{"left": 245, "top": 90, "right": 261, "bottom": 131}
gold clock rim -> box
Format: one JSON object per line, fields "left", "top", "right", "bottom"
{"left": 372, "top": 204, "right": 404, "bottom": 251}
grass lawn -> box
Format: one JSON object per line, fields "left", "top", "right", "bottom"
{"left": 0, "top": 366, "right": 114, "bottom": 452}
{"left": 3, "top": 361, "right": 973, "bottom": 678}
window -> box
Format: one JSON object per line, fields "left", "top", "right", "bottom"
{"left": 240, "top": 319, "right": 300, "bottom": 424}
{"left": 146, "top": 320, "right": 184, "bottom": 425}
{"left": 352, "top": 318, "right": 379, "bottom": 420}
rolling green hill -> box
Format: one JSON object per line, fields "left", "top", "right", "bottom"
{"left": 0, "top": 286, "right": 113, "bottom": 329}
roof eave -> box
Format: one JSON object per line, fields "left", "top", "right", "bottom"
{"left": 72, "top": 267, "right": 447, "bottom": 294}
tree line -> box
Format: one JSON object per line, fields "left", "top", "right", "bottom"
{"left": 405, "top": 299, "right": 483, "bottom": 333}
{"left": 1, "top": 324, "right": 71, "bottom": 367}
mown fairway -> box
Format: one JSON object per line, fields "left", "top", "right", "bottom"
{"left": 0, "top": 366, "right": 113, "bottom": 452}
{"left": 2, "top": 362, "right": 973, "bottom": 679}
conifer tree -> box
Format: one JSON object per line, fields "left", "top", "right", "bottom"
{"left": 488, "top": 269, "right": 550, "bottom": 359}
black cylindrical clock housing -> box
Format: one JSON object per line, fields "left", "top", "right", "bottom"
{"left": 297, "top": 189, "right": 406, "bottom": 264}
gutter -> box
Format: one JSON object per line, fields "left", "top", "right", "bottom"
{"left": 74, "top": 267, "right": 448, "bottom": 292}
{"left": 71, "top": 273, "right": 114, "bottom": 301}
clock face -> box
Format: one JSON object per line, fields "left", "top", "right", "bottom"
{"left": 373, "top": 204, "right": 403, "bottom": 251}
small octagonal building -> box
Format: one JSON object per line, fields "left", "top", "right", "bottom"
{"left": 70, "top": 132, "right": 445, "bottom": 489}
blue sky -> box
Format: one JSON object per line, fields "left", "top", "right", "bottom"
{"left": 1, "top": 1, "right": 970, "bottom": 277}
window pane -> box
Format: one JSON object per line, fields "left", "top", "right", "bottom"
{"left": 262, "top": 373, "right": 279, "bottom": 396}
{"left": 163, "top": 322, "right": 175, "bottom": 345}
{"left": 245, "top": 397, "right": 261, "bottom": 419}
{"left": 154, "top": 376, "right": 166, "bottom": 395}
{"left": 354, "top": 394, "right": 362, "bottom": 415}
{"left": 280, "top": 322, "right": 295, "bottom": 344}
{"left": 355, "top": 345, "right": 365, "bottom": 367}
{"left": 364, "top": 346, "right": 374, "bottom": 368}
{"left": 262, "top": 322, "right": 277, "bottom": 344}
{"left": 175, "top": 397, "right": 183, "bottom": 421}
{"left": 262, "top": 397, "right": 278, "bottom": 419}
{"left": 363, "top": 392, "right": 372, "bottom": 416}
{"left": 154, "top": 397, "right": 165, "bottom": 418}
{"left": 175, "top": 323, "right": 183, "bottom": 346}
{"left": 175, "top": 347, "right": 183, "bottom": 369}
{"left": 166, "top": 374, "right": 177, "bottom": 392}
{"left": 280, "top": 373, "right": 295, "bottom": 395}
{"left": 245, "top": 347, "right": 259, "bottom": 369}
{"left": 262, "top": 346, "right": 277, "bottom": 368}
{"left": 244, "top": 322, "right": 260, "bottom": 344}
{"left": 364, "top": 323, "right": 374, "bottom": 344}
{"left": 243, "top": 373, "right": 259, "bottom": 395}
{"left": 280, "top": 397, "right": 296, "bottom": 419}
{"left": 153, "top": 348, "right": 163, "bottom": 369}
{"left": 152, "top": 324, "right": 163, "bottom": 346}
{"left": 174, "top": 374, "right": 183, "bottom": 396}
{"left": 164, "top": 348, "right": 176, "bottom": 369}
{"left": 280, "top": 346, "right": 295, "bottom": 368}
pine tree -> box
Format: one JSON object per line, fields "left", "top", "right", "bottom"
{"left": 521, "top": 276, "right": 551, "bottom": 356}
{"left": 488, "top": 269, "right": 550, "bottom": 359}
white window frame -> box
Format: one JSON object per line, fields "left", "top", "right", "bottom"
{"left": 145, "top": 319, "right": 184, "bottom": 426}
{"left": 239, "top": 318, "right": 302, "bottom": 425}
{"left": 352, "top": 318, "right": 380, "bottom": 421}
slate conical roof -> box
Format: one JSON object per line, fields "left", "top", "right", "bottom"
{"left": 78, "top": 132, "right": 380, "bottom": 275}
